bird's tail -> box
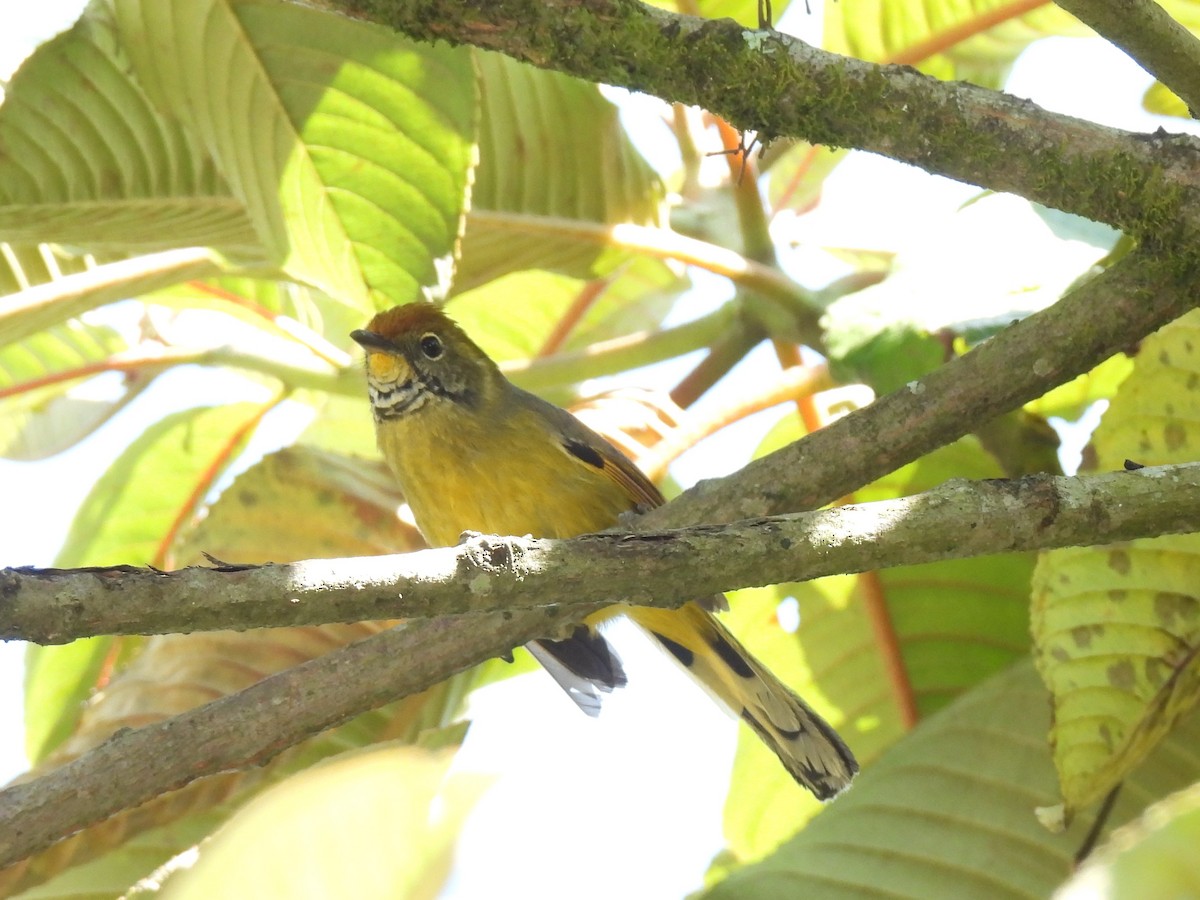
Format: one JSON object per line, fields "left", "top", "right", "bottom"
{"left": 628, "top": 603, "right": 857, "bottom": 800}
{"left": 527, "top": 626, "right": 627, "bottom": 718}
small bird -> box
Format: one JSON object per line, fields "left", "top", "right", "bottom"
{"left": 351, "top": 303, "right": 857, "bottom": 799}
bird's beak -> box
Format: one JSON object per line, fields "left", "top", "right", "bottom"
{"left": 350, "top": 329, "right": 392, "bottom": 352}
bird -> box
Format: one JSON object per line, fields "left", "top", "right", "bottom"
{"left": 351, "top": 303, "right": 857, "bottom": 799}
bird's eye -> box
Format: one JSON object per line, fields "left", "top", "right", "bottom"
{"left": 419, "top": 333, "right": 443, "bottom": 360}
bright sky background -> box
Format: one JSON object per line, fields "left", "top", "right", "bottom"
{"left": 3, "top": 3, "right": 1200, "bottom": 898}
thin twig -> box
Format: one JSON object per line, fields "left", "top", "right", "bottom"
{"left": 536, "top": 278, "right": 609, "bottom": 357}
{"left": 465, "top": 211, "right": 822, "bottom": 329}
{"left": 641, "top": 362, "right": 832, "bottom": 481}
{"left": 652, "top": 252, "right": 1197, "bottom": 528}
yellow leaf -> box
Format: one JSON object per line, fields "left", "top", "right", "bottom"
{"left": 1033, "top": 309, "right": 1200, "bottom": 823}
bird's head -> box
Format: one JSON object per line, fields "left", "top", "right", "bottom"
{"left": 350, "top": 304, "right": 499, "bottom": 420}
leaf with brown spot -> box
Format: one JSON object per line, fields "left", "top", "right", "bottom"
{"left": 1033, "top": 308, "right": 1200, "bottom": 823}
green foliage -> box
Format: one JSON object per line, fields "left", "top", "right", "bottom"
{"left": 1033, "top": 310, "right": 1200, "bottom": 823}
{"left": 707, "top": 661, "right": 1200, "bottom": 900}
{"left": 1060, "top": 784, "right": 1200, "bottom": 899}
{"left": 721, "top": 425, "right": 1035, "bottom": 860}
{"left": 2, "top": 0, "right": 1198, "bottom": 897}
{"left": 458, "top": 53, "right": 666, "bottom": 293}
{"left": 825, "top": 0, "right": 1086, "bottom": 86}
{"left": 55, "top": 403, "right": 271, "bottom": 568}
{"left": 152, "top": 746, "right": 487, "bottom": 900}
{"left": 23, "top": 637, "right": 113, "bottom": 765}
{"left": 0, "top": 319, "right": 136, "bottom": 460}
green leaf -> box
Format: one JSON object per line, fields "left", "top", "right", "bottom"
{"left": 1, "top": 1, "right": 477, "bottom": 312}
{"left": 1033, "top": 313, "right": 1200, "bottom": 821}
{"left": 722, "top": 414, "right": 1033, "bottom": 860}
{"left": 1143, "top": 81, "right": 1189, "bottom": 119}
{"left": 763, "top": 142, "right": 848, "bottom": 216}
{"left": 706, "top": 660, "right": 1200, "bottom": 900}
{"left": 295, "top": 391, "right": 378, "bottom": 457}
{"left": 447, "top": 256, "right": 688, "bottom": 366}
{"left": 0, "top": 243, "right": 95, "bottom": 296}
{"left": 1024, "top": 352, "right": 1133, "bottom": 422}
{"left": 642, "top": 0, "right": 795, "bottom": 26}
{"left": 1031, "top": 204, "right": 1122, "bottom": 250}
{"left": 824, "top": 319, "right": 945, "bottom": 396}
{"left": 1061, "top": 785, "right": 1200, "bottom": 899}
{"left": 154, "top": 746, "right": 489, "bottom": 900}
{"left": 826, "top": 0, "right": 1086, "bottom": 87}
{"left": 23, "top": 637, "right": 113, "bottom": 765}
{"left": 455, "top": 52, "right": 665, "bottom": 293}
{"left": 1138, "top": 1, "right": 1200, "bottom": 119}
{"left": 146, "top": 276, "right": 361, "bottom": 350}
{"left": 0, "top": 318, "right": 144, "bottom": 460}
{"left": 57, "top": 402, "right": 270, "bottom": 567}
{"left": 13, "top": 689, "right": 476, "bottom": 899}
{"left": 0, "top": 8, "right": 249, "bottom": 252}
{"left": 112, "top": 0, "right": 477, "bottom": 309}
{"left": 0, "top": 249, "right": 226, "bottom": 352}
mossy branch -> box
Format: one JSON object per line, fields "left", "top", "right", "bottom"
{"left": 306, "top": 0, "right": 1200, "bottom": 247}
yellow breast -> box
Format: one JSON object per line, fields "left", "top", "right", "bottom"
{"left": 375, "top": 399, "right": 632, "bottom": 548}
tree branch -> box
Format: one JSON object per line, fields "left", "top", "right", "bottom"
{"left": 1055, "top": 0, "right": 1200, "bottom": 117}
{"left": 6, "top": 463, "right": 1200, "bottom": 643}
{"left": 4, "top": 461, "right": 1200, "bottom": 866}
{"left": 0, "top": 607, "right": 581, "bottom": 871}
{"left": 2, "top": 247, "right": 1191, "bottom": 869}
{"left": 646, "top": 251, "right": 1197, "bottom": 528}
{"left": 308, "top": 0, "right": 1200, "bottom": 244}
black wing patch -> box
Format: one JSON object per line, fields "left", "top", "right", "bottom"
{"left": 563, "top": 438, "right": 605, "bottom": 469}
{"left": 650, "top": 631, "right": 695, "bottom": 667}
